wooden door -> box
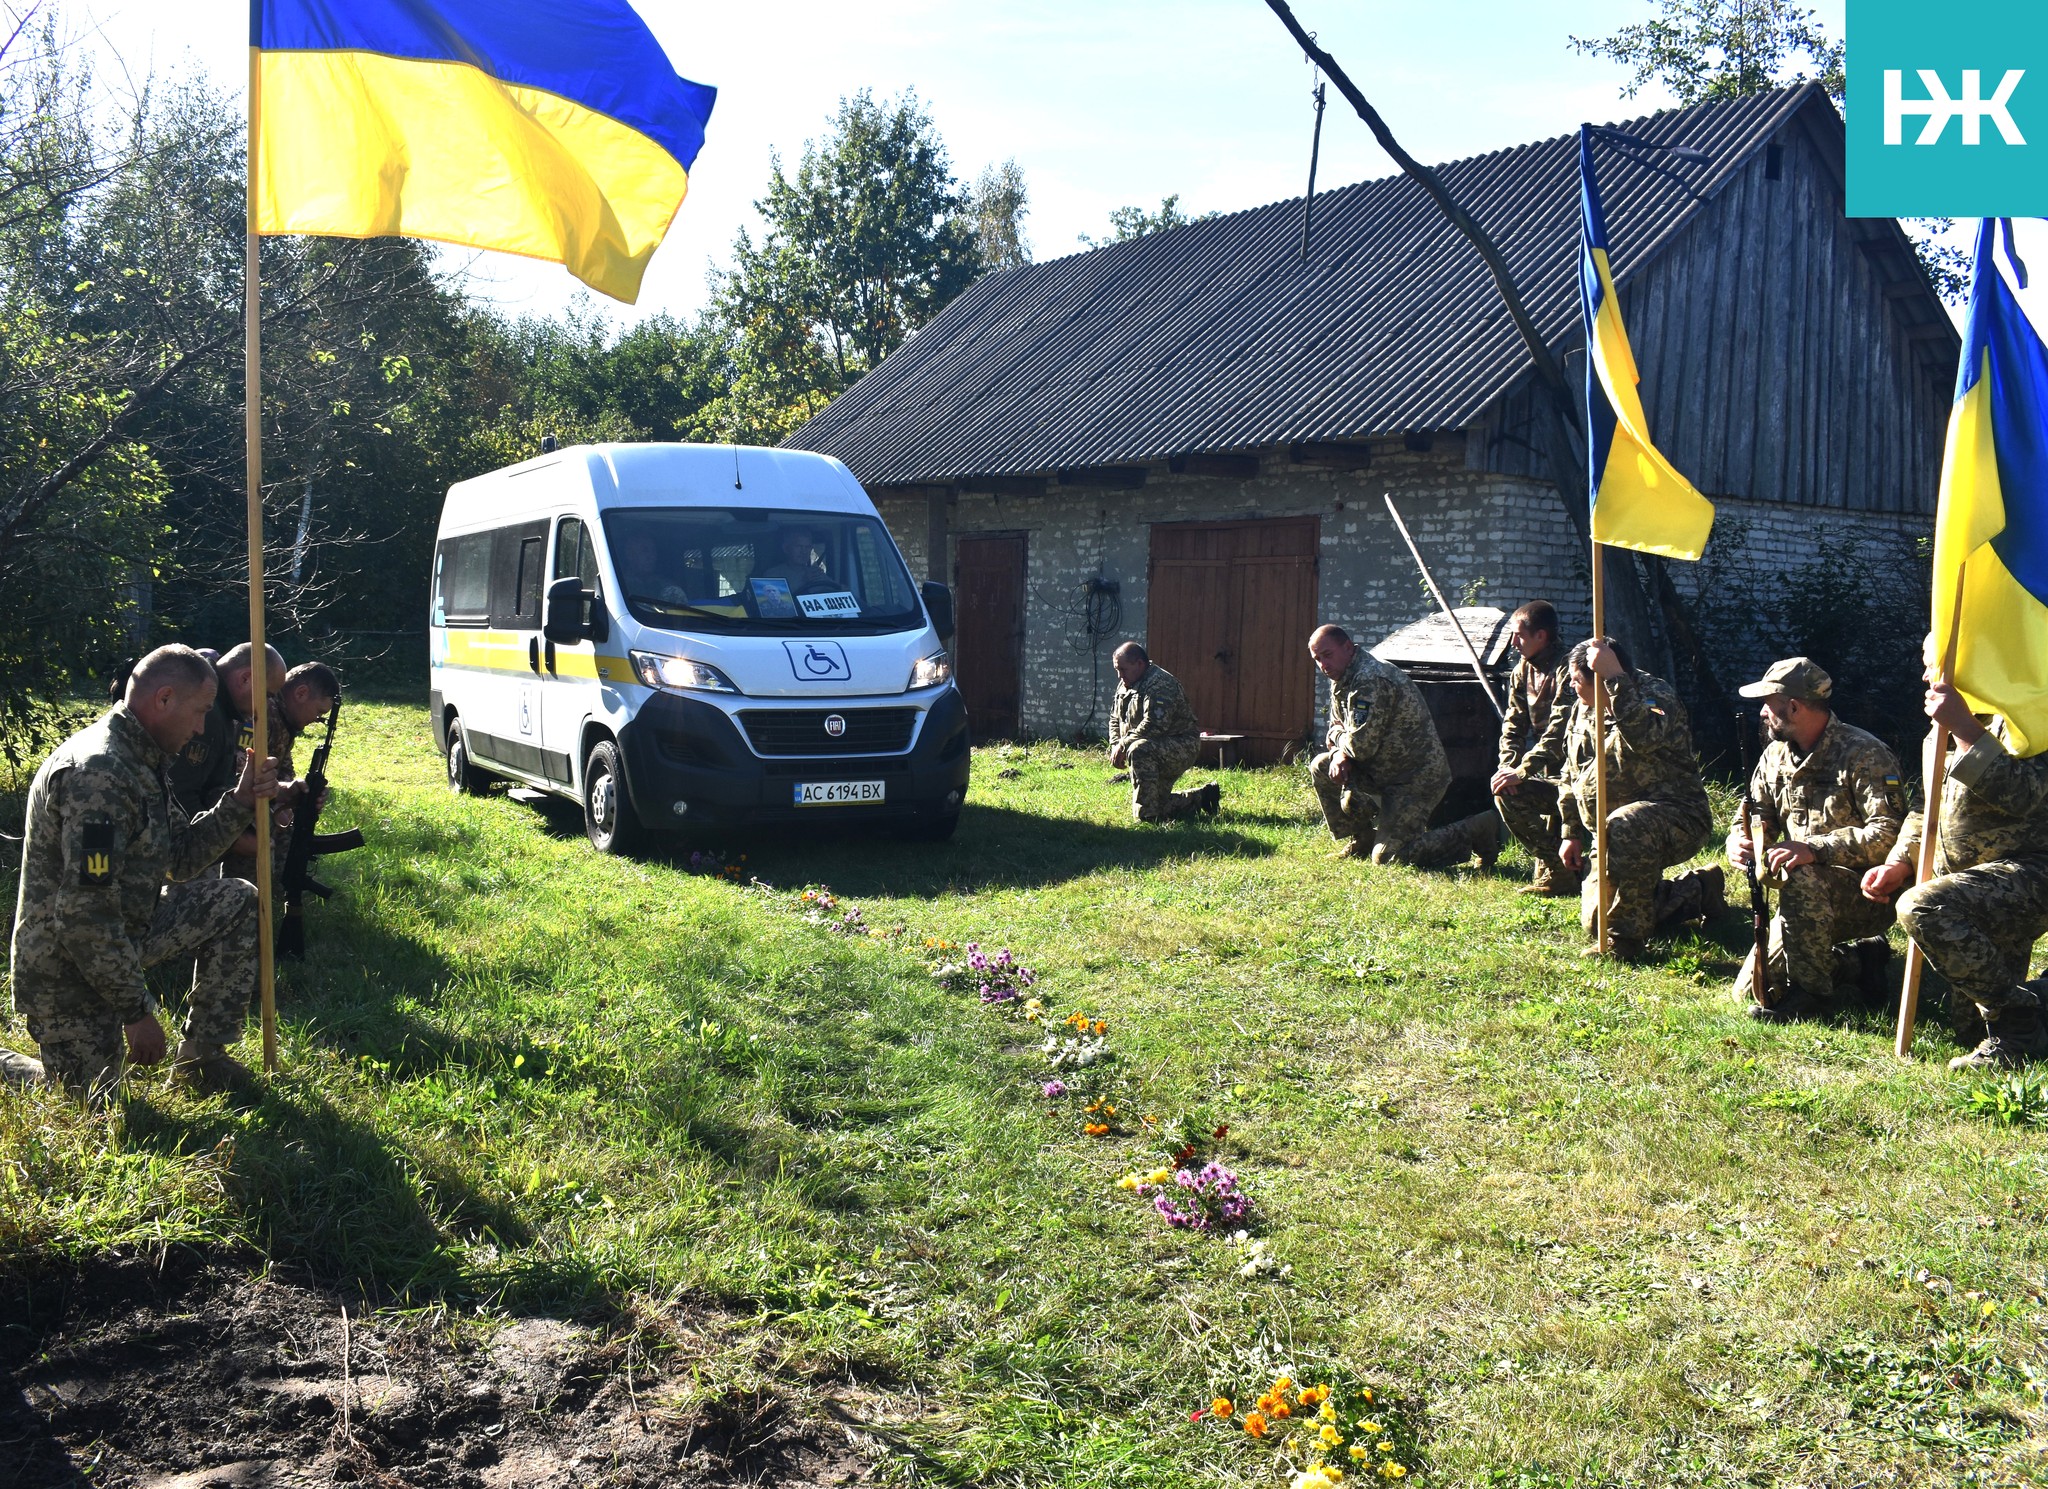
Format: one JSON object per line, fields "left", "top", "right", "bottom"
{"left": 1149, "top": 518, "right": 1318, "bottom": 762}
{"left": 954, "top": 534, "right": 1027, "bottom": 740}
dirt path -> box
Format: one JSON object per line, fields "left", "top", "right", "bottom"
{"left": 3, "top": 1256, "right": 875, "bottom": 1488}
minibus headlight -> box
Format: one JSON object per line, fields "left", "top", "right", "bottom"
{"left": 908, "top": 651, "right": 952, "bottom": 690}
{"left": 632, "top": 651, "right": 741, "bottom": 694}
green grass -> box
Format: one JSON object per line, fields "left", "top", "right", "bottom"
{"left": 5, "top": 704, "right": 2048, "bottom": 1486}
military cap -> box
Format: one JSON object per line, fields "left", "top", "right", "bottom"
{"left": 1738, "top": 657, "right": 1833, "bottom": 703}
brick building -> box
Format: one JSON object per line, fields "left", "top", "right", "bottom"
{"left": 786, "top": 85, "right": 1956, "bottom": 759}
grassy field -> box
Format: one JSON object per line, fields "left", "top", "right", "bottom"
{"left": 5, "top": 699, "right": 2048, "bottom": 1486}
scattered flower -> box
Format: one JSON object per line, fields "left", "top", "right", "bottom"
{"left": 1243, "top": 1412, "right": 1268, "bottom": 1438}
{"left": 1042, "top": 1080, "right": 1067, "bottom": 1099}
{"left": 1153, "top": 1161, "right": 1251, "bottom": 1231}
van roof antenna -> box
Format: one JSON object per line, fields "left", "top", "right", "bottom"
{"left": 732, "top": 446, "right": 743, "bottom": 489}
{"left": 540, "top": 433, "right": 558, "bottom": 453}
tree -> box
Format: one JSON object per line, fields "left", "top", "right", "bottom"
{"left": 1078, "top": 194, "right": 1216, "bottom": 249}
{"left": 1568, "top": 0, "right": 1844, "bottom": 104}
{"left": 969, "top": 159, "right": 1031, "bottom": 272}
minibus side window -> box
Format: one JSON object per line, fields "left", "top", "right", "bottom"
{"left": 436, "top": 533, "right": 491, "bottom": 627}
{"left": 488, "top": 519, "right": 550, "bottom": 629}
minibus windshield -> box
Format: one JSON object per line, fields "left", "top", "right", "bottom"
{"left": 601, "top": 506, "right": 924, "bottom": 635}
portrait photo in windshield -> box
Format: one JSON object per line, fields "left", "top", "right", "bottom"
{"left": 601, "top": 507, "right": 921, "bottom": 634}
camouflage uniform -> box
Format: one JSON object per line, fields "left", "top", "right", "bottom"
{"left": 1890, "top": 717, "right": 2048, "bottom": 1029}
{"left": 1730, "top": 714, "right": 1905, "bottom": 1002}
{"left": 9, "top": 705, "right": 257, "bottom": 1098}
{"left": 1312, "top": 651, "right": 1486, "bottom": 866}
{"left": 1556, "top": 669, "right": 1714, "bottom": 942}
{"left": 1493, "top": 639, "right": 1576, "bottom": 886}
{"left": 1108, "top": 664, "right": 1204, "bottom": 823}
{"left": 222, "top": 700, "right": 295, "bottom": 884}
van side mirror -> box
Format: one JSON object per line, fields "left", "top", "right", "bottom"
{"left": 921, "top": 581, "right": 955, "bottom": 646}
{"left": 544, "top": 577, "right": 588, "bottom": 644}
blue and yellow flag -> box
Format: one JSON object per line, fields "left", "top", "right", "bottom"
{"left": 1578, "top": 126, "right": 1714, "bottom": 560}
{"left": 1934, "top": 219, "right": 2048, "bottom": 757}
{"left": 251, "top": 0, "right": 716, "bottom": 303}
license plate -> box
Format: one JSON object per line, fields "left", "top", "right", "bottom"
{"left": 793, "top": 780, "right": 886, "bottom": 806}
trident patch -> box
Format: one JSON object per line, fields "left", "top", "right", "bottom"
{"left": 79, "top": 821, "right": 114, "bottom": 885}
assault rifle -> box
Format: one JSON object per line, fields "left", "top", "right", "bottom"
{"left": 278, "top": 699, "right": 365, "bottom": 960}
{"left": 1735, "top": 708, "right": 1775, "bottom": 1008}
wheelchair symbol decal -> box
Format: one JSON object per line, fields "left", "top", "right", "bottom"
{"left": 784, "top": 640, "right": 852, "bottom": 681}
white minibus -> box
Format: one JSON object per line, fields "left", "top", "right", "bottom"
{"left": 427, "top": 443, "right": 969, "bottom": 851}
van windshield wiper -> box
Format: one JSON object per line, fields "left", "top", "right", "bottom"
{"left": 629, "top": 594, "right": 743, "bottom": 622}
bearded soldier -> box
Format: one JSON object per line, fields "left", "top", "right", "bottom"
{"left": 1556, "top": 637, "right": 1720, "bottom": 960}
{"left": 4, "top": 645, "right": 278, "bottom": 1099}
{"left": 1107, "top": 643, "right": 1217, "bottom": 823}
{"left": 1727, "top": 658, "right": 1905, "bottom": 1021}
{"left": 1489, "top": 600, "right": 1578, "bottom": 895}
{"left": 1863, "top": 638, "right": 2048, "bottom": 1070}
{"left": 1307, "top": 624, "right": 1501, "bottom": 868}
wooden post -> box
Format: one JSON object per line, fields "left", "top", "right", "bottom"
{"left": 247, "top": 47, "right": 277, "bottom": 1073}
{"left": 1591, "top": 536, "right": 1610, "bottom": 955}
{"left": 1384, "top": 494, "right": 1505, "bottom": 719}
{"left": 1895, "top": 576, "right": 1969, "bottom": 1059}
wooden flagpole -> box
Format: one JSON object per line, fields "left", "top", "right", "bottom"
{"left": 1591, "top": 540, "right": 1609, "bottom": 955}
{"left": 1895, "top": 573, "right": 1969, "bottom": 1059}
{"left": 247, "top": 46, "right": 278, "bottom": 1073}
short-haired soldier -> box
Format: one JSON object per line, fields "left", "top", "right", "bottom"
{"left": 4, "top": 645, "right": 278, "bottom": 1098}
{"left": 1490, "top": 600, "right": 1579, "bottom": 895}
{"left": 1107, "top": 643, "right": 1217, "bottom": 823}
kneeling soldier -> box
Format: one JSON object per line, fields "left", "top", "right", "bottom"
{"left": 5, "top": 645, "right": 278, "bottom": 1100}
{"left": 1490, "top": 600, "right": 1578, "bottom": 895}
{"left": 1728, "top": 658, "right": 1905, "bottom": 1020}
{"left": 1108, "top": 643, "right": 1216, "bottom": 823}
{"left": 1863, "top": 639, "right": 2048, "bottom": 1070}
{"left": 1556, "top": 637, "right": 1720, "bottom": 960}
{"left": 1308, "top": 624, "right": 1501, "bottom": 867}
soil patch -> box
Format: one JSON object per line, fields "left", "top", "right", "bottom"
{"left": 2, "top": 1255, "right": 875, "bottom": 1488}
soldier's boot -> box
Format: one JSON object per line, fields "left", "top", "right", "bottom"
{"left": 1951, "top": 999, "right": 1991, "bottom": 1051}
{"left": 1520, "top": 857, "right": 1579, "bottom": 896}
{"left": 1948, "top": 1005, "right": 2048, "bottom": 1072}
{"left": 1852, "top": 938, "right": 1895, "bottom": 1009}
{"left": 1466, "top": 812, "right": 1504, "bottom": 869}
{"left": 1749, "top": 982, "right": 1831, "bottom": 1024}
{"left": 1653, "top": 866, "right": 1725, "bottom": 930}
{"left": 170, "top": 1041, "right": 258, "bottom": 1096}
{"left": 0, "top": 1048, "right": 46, "bottom": 1088}
{"left": 1200, "top": 783, "right": 1222, "bottom": 818}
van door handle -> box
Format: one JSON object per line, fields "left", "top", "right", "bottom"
{"left": 528, "top": 637, "right": 540, "bottom": 673}
{"left": 544, "top": 639, "right": 556, "bottom": 674}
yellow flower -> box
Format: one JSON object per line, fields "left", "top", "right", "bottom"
{"left": 1320, "top": 1402, "right": 1337, "bottom": 1422}
{"left": 1350, "top": 1445, "right": 1368, "bottom": 1462}
{"left": 1212, "top": 1397, "right": 1233, "bottom": 1419}
{"left": 1117, "top": 1173, "right": 1141, "bottom": 1191}
{"left": 1358, "top": 1421, "right": 1381, "bottom": 1434}
{"left": 1275, "top": 1376, "right": 1294, "bottom": 1390}
{"left": 1147, "top": 1169, "right": 1173, "bottom": 1185}
{"left": 1378, "top": 1441, "right": 1396, "bottom": 1454}
{"left": 1381, "top": 1466, "right": 1406, "bottom": 1480}
{"left": 1358, "top": 1388, "right": 1373, "bottom": 1403}
{"left": 1320, "top": 1424, "right": 1343, "bottom": 1446}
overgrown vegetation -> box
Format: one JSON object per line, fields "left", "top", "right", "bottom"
{"left": 6, "top": 711, "right": 2047, "bottom": 1485}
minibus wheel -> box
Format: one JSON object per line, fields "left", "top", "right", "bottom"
{"left": 446, "top": 719, "right": 493, "bottom": 795}
{"left": 582, "top": 739, "right": 643, "bottom": 854}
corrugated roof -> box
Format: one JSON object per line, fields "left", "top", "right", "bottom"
{"left": 786, "top": 86, "right": 1837, "bottom": 485}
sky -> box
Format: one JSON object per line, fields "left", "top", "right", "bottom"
{"left": 69, "top": 0, "right": 1849, "bottom": 329}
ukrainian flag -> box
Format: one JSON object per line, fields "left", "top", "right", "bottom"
{"left": 252, "top": 0, "right": 716, "bottom": 304}
{"left": 1578, "top": 126, "right": 1714, "bottom": 561}
{"left": 1934, "top": 219, "right": 2048, "bottom": 758}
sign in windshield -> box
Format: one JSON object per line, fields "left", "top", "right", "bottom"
{"left": 602, "top": 506, "right": 920, "bottom": 634}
